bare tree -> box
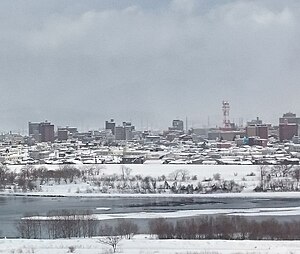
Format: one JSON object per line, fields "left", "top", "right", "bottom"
{"left": 181, "top": 169, "right": 190, "bottom": 181}
{"left": 169, "top": 169, "right": 189, "bottom": 181}
{"left": 16, "top": 217, "right": 41, "bottom": 239}
{"left": 121, "top": 165, "right": 132, "bottom": 181}
{"left": 292, "top": 166, "right": 300, "bottom": 190}
{"left": 98, "top": 236, "right": 122, "bottom": 253}
{"left": 0, "top": 166, "right": 9, "bottom": 190}
{"left": 258, "top": 165, "right": 269, "bottom": 191}
{"left": 148, "top": 218, "right": 174, "bottom": 239}
{"left": 115, "top": 219, "right": 138, "bottom": 239}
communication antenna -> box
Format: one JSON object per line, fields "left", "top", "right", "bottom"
{"left": 222, "top": 101, "right": 231, "bottom": 128}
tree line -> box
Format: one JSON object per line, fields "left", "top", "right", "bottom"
{"left": 6, "top": 164, "right": 300, "bottom": 194}
{"left": 17, "top": 212, "right": 300, "bottom": 241}
{"left": 257, "top": 165, "right": 300, "bottom": 192}
{"left": 0, "top": 165, "right": 244, "bottom": 194}
{"left": 16, "top": 209, "right": 138, "bottom": 240}
{"left": 149, "top": 216, "right": 300, "bottom": 240}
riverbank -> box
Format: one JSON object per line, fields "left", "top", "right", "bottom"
{"left": 2, "top": 189, "right": 300, "bottom": 199}
{"left": 1, "top": 235, "right": 300, "bottom": 253}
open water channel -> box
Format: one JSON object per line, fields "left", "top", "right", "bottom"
{"left": 1, "top": 195, "right": 300, "bottom": 237}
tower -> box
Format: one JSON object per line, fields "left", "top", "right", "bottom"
{"left": 222, "top": 101, "right": 231, "bottom": 129}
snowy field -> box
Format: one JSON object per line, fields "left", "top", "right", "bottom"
{"left": 1, "top": 236, "right": 300, "bottom": 254}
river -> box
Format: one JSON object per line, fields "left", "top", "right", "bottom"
{"left": 1, "top": 195, "right": 300, "bottom": 237}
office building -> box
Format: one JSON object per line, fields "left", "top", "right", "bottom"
{"left": 114, "top": 122, "right": 135, "bottom": 141}
{"left": 105, "top": 119, "right": 116, "bottom": 135}
{"left": 279, "top": 112, "right": 300, "bottom": 125}
{"left": 246, "top": 125, "right": 268, "bottom": 139}
{"left": 279, "top": 122, "right": 298, "bottom": 142}
{"left": 28, "top": 122, "right": 40, "bottom": 136}
{"left": 115, "top": 126, "right": 125, "bottom": 140}
{"left": 39, "top": 121, "right": 55, "bottom": 142}
{"left": 57, "top": 128, "right": 69, "bottom": 141}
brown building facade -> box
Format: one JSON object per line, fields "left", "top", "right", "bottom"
{"left": 279, "top": 123, "right": 298, "bottom": 142}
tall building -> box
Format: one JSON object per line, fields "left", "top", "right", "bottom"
{"left": 115, "top": 126, "right": 125, "bottom": 140}
{"left": 246, "top": 124, "right": 268, "bottom": 139}
{"left": 115, "top": 122, "right": 135, "bottom": 141}
{"left": 279, "top": 113, "right": 300, "bottom": 139}
{"left": 279, "top": 112, "right": 300, "bottom": 125}
{"left": 279, "top": 122, "right": 298, "bottom": 142}
{"left": 105, "top": 119, "right": 116, "bottom": 135}
{"left": 57, "top": 128, "right": 68, "bottom": 141}
{"left": 39, "top": 121, "right": 55, "bottom": 142}
{"left": 171, "top": 120, "right": 184, "bottom": 131}
{"left": 28, "top": 122, "right": 40, "bottom": 136}
{"left": 123, "top": 122, "right": 134, "bottom": 140}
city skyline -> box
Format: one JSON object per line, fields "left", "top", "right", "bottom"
{"left": 1, "top": 0, "right": 300, "bottom": 131}
{"left": 0, "top": 109, "right": 298, "bottom": 135}
{"left": 1, "top": 110, "right": 296, "bottom": 136}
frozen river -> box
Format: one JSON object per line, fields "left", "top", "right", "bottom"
{"left": 2, "top": 195, "right": 300, "bottom": 237}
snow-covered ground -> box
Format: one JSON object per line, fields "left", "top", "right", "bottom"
{"left": 7, "top": 164, "right": 259, "bottom": 179}
{"left": 3, "top": 164, "right": 261, "bottom": 197}
{"left": 1, "top": 235, "right": 300, "bottom": 254}
{"left": 3, "top": 163, "right": 300, "bottom": 198}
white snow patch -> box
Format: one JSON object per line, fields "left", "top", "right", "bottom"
{"left": 1, "top": 236, "right": 300, "bottom": 254}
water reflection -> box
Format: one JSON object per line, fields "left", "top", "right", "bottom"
{"left": 0, "top": 197, "right": 7, "bottom": 205}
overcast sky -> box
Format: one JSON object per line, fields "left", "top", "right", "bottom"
{"left": 1, "top": 0, "right": 300, "bottom": 132}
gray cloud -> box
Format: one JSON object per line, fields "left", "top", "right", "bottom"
{"left": 0, "top": 0, "right": 300, "bottom": 131}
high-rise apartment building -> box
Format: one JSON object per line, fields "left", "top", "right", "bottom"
{"left": 115, "top": 126, "right": 125, "bottom": 140}
{"left": 105, "top": 119, "right": 116, "bottom": 135}
{"left": 114, "top": 122, "right": 135, "bottom": 141}
{"left": 29, "top": 121, "right": 55, "bottom": 142}
{"left": 279, "top": 112, "right": 300, "bottom": 125}
{"left": 279, "top": 122, "right": 298, "bottom": 141}
{"left": 279, "top": 112, "right": 300, "bottom": 140}
{"left": 39, "top": 121, "right": 55, "bottom": 142}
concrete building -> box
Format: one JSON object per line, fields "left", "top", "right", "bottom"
{"left": 279, "top": 123, "right": 298, "bottom": 142}
{"left": 105, "top": 119, "right": 116, "bottom": 135}
{"left": 124, "top": 125, "right": 133, "bottom": 140}
{"left": 28, "top": 122, "right": 40, "bottom": 136}
{"left": 115, "top": 122, "right": 135, "bottom": 141}
{"left": 115, "top": 126, "right": 125, "bottom": 140}
{"left": 66, "top": 127, "right": 78, "bottom": 135}
{"left": 123, "top": 122, "right": 134, "bottom": 140}
{"left": 278, "top": 113, "right": 300, "bottom": 141}
{"left": 246, "top": 125, "right": 268, "bottom": 139}
{"left": 57, "top": 128, "right": 69, "bottom": 141}
{"left": 279, "top": 112, "right": 300, "bottom": 125}
{"left": 248, "top": 137, "right": 268, "bottom": 147}
{"left": 39, "top": 121, "right": 55, "bottom": 142}
{"left": 247, "top": 117, "right": 263, "bottom": 126}
{"left": 208, "top": 130, "right": 245, "bottom": 141}
{"left": 172, "top": 120, "right": 184, "bottom": 131}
